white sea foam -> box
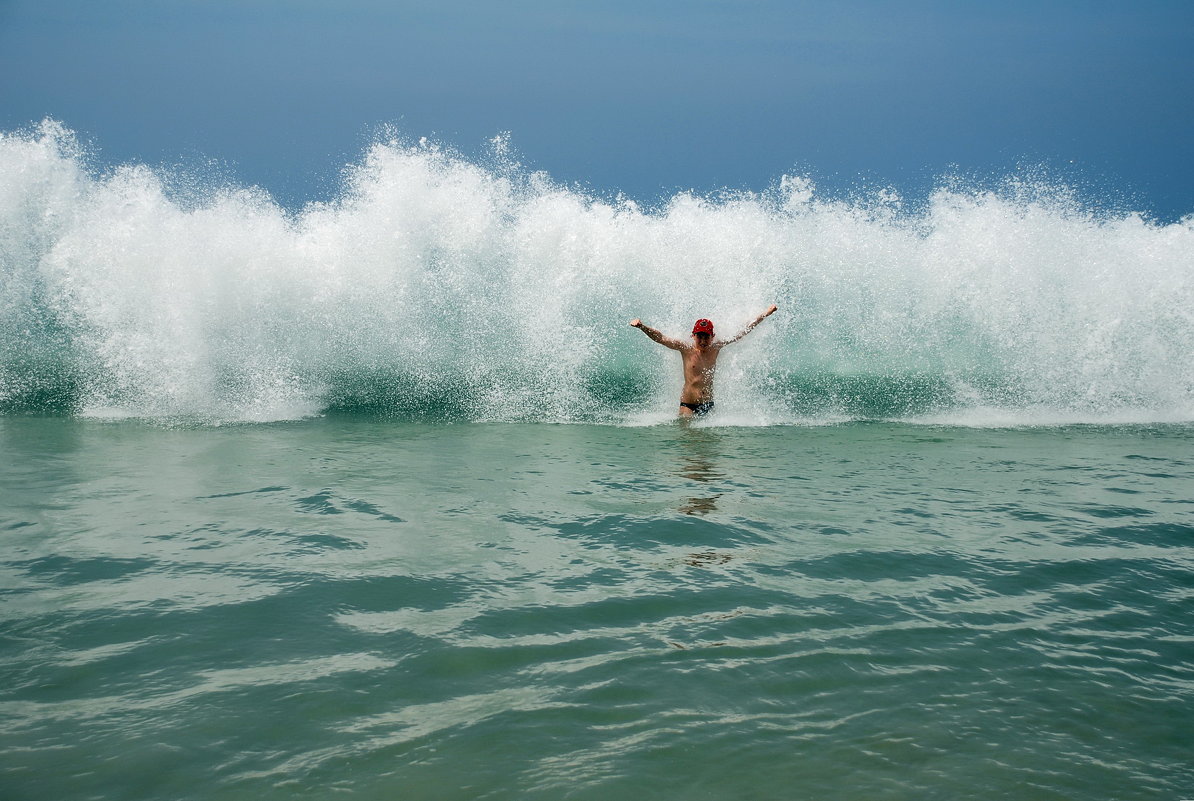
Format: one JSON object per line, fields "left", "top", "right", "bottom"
{"left": 1, "top": 120, "right": 1192, "bottom": 424}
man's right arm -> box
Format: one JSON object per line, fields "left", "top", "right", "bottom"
{"left": 629, "top": 319, "right": 686, "bottom": 350}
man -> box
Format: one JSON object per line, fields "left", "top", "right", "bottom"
{"left": 629, "top": 305, "right": 778, "bottom": 417}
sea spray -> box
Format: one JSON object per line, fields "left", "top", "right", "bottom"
{"left": 1, "top": 120, "right": 1192, "bottom": 423}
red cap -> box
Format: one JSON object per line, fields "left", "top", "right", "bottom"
{"left": 692, "top": 319, "right": 714, "bottom": 335}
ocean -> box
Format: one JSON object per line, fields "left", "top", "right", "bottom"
{"left": 1, "top": 121, "right": 1193, "bottom": 800}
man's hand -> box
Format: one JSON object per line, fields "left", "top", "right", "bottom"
{"left": 764, "top": 304, "right": 778, "bottom": 316}
{"left": 629, "top": 319, "right": 642, "bottom": 328}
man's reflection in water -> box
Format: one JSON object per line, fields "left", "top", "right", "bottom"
{"left": 678, "top": 495, "right": 720, "bottom": 516}
{"left": 676, "top": 425, "right": 723, "bottom": 516}
{"left": 674, "top": 427, "right": 736, "bottom": 567}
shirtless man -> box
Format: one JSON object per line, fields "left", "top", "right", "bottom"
{"left": 629, "top": 305, "right": 778, "bottom": 417}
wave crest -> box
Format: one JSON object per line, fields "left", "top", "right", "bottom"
{"left": 2, "top": 121, "right": 1192, "bottom": 424}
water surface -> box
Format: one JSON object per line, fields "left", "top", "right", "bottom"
{"left": 2, "top": 417, "right": 1191, "bottom": 800}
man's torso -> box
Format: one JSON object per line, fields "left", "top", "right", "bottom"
{"left": 680, "top": 345, "right": 722, "bottom": 403}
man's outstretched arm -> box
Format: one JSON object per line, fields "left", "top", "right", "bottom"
{"left": 720, "top": 304, "right": 778, "bottom": 346}
{"left": 629, "top": 319, "right": 687, "bottom": 350}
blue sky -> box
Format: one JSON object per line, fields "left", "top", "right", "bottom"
{"left": 2, "top": 0, "right": 1192, "bottom": 219}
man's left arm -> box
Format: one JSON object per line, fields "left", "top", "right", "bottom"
{"left": 720, "top": 304, "right": 778, "bottom": 346}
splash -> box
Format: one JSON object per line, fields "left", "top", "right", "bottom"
{"left": 2, "top": 120, "right": 1192, "bottom": 424}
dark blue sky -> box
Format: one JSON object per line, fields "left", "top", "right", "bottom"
{"left": 3, "top": 0, "right": 1192, "bottom": 219}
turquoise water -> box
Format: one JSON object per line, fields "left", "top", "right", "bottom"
{"left": 2, "top": 121, "right": 1193, "bottom": 798}
{"left": 2, "top": 416, "right": 1192, "bottom": 800}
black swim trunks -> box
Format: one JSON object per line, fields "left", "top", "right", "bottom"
{"left": 679, "top": 401, "right": 715, "bottom": 416}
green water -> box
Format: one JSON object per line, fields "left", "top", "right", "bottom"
{"left": 1, "top": 417, "right": 1192, "bottom": 800}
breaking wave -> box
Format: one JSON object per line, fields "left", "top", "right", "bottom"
{"left": 2, "top": 120, "right": 1192, "bottom": 425}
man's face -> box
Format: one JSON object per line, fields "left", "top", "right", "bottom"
{"left": 694, "top": 332, "right": 712, "bottom": 347}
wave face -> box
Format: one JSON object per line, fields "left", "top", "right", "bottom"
{"left": 2, "top": 120, "right": 1192, "bottom": 424}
